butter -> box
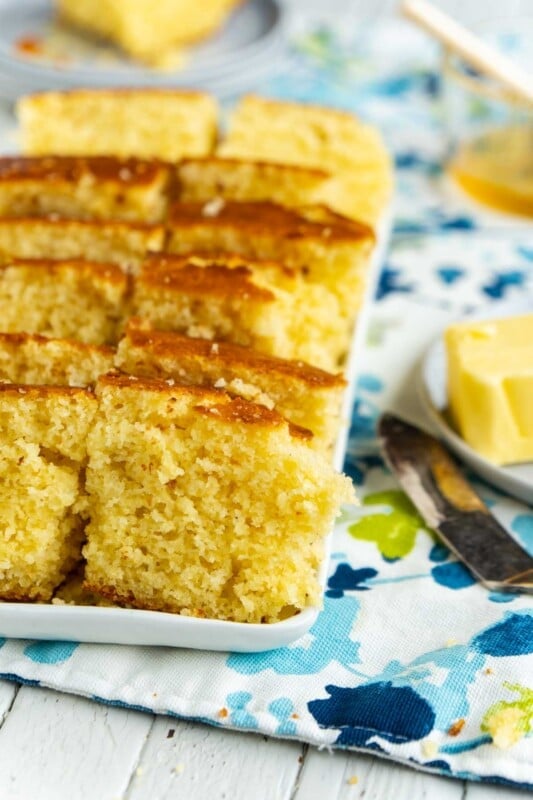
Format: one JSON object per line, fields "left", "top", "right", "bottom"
{"left": 445, "top": 314, "right": 533, "bottom": 465}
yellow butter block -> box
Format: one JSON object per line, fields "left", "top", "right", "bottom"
{"left": 445, "top": 314, "right": 533, "bottom": 465}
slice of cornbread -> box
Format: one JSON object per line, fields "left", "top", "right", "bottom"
{"left": 18, "top": 89, "right": 218, "bottom": 160}
{"left": 219, "top": 95, "right": 392, "bottom": 225}
{"left": 56, "top": 0, "right": 241, "bottom": 64}
{"left": 167, "top": 200, "right": 374, "bottom": 321}
{"left": 0, "top": 156, "right": 171, "bottom": 223}
{"left": 0, "top": 219, "right": 164, "bottom": 271}
{"left": 0, "top": 259, "right": 128, "bottom": 345}
{"left": 117, "top": 321, "right": 347, "bottom": 453}
{"left": 0, "top": 384, "right": 96, "bottom": 601}
{"left": 84, "top": 374, "right": 354, "bottom": 622}
{"left": 132, "top": 253, "right": 346, "bottom": 371}
{"left": 446, "top": 314, "right": 533, "bottom": 465}
{"left": 0, "top": 332, "right": 114, "bottom": 387}
{"left": 176, "top": 158, "right": 332, "bottom": 209}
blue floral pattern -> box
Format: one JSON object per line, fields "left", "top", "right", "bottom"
{"left": 0, "top": 15, "right": 530, "bottom": 791}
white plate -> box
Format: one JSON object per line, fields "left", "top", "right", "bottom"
{"left": 0, "top": 0, "right": 284, "bottom": 99}
{"left": 0, "top": 214, "right": 391, "bottom": 652}
{"left": 418, "top": 299, "right": 533, "bottom": 506}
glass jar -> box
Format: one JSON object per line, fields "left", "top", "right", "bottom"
{"left": 443, "top": 25, "right": 533, "bottom": 218}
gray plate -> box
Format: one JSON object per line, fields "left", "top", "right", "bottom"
{"left": 0, "top": 0, "right": 284, "bottom": 97}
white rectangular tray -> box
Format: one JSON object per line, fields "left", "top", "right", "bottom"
{"left": 0, "top": 215, "right": 390, "bottom": 652}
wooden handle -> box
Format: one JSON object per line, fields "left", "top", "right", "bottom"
{"left": 402, "top": 0, "right": 533, "bottom": 105}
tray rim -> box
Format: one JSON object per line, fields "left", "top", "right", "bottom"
{"left": 0, "top": 211, "right": 391, "bottom": 652}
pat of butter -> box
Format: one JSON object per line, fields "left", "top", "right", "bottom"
{"left": 445, "top": 314, "right": 533, "bottom": 465}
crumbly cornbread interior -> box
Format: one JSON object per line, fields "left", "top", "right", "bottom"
{"left": 83, "top": 376, "right": 354, "bottom": 623}
{"left": 0, "top": 90, "right": 393, "bottom": 621}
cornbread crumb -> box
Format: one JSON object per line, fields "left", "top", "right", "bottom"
{"left": 18, "top": 89, "right": 218, "bottom": 160}
{"left": 0, "top": 332, "right": 114, "bottom": 387}
{"left": 132, "top": 253, "right": 348, "bottom": 372}
{"left": 447, "top": 719, "right": 466, "bottom": 736}
{"left": 117, "top": 321, "right": 346, "bottom": 453}
{"left": 0, "top": 385, "right": 96, "bottom": 601}
{"left": 219, "top": 95, "right": 392, "bottom": 225}
{"left": 83, "top": 374, "right": 354, "bottom": 622}
{"left": 421, "top": 740, "right": 438, "bottom": 759}
{"left": 56, "top": 0, "right": 240, "bottom": 63}
{"left": 0, "top": 260, "right": 128, "bottom": 345}
{"left": 346, "top": 776, "right": 358, "bottom": 786}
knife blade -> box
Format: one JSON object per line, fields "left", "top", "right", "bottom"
{"left": 378, "top": 412, "right": 533, "bottom": 594}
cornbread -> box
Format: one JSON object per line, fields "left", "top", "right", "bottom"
{"left": 0, "top": 156, "right": 171, "bottom": 223}
{"left": 56, "top": 0, "right": 241, "bottom": 64}
{"left": 83, "top": 374, "right": 354, "bottom": 622}
{"left": 0, "top": 332, "right": 114, "bottom": 386}
{"left": 445, "top": 314, "right": 533, "bottom": 465}
{"left": 117, "top": 321, "right": 347, "bottom": 453}
{"left": 176, "top": 157, "right": 332, "bottom": 209}
{"left": 133, "top": 253, "right": 346, "bottom": 371}
{"left": 219, "top": 95, "right": 392, "bottom": 225}
{"left": 0, "top": 384, "right": 96, "bottom": 601}
{"left": 167, "top": 201, "right": 375, "bottom": 321}
{"left": 18, "top": 89, "right": 218, "bottom": 160}
{"left": 0, "top": 259, "right": 128, "bottom": 345}
{"left": 0, "top": 219, "right": 164, "bottom": 271}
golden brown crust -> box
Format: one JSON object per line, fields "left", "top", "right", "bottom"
{"left": 138, "top": 255, "right": 276, "bottom": 302}
{"left": 195, "top": 398, "right": 312, "bottom": 438}
{"left": 239, "top": 93, "right": 366, "bottom": 123}
{"left": 168, "top": 200, "right": 374, "bottom": 241}
{"left": 97, "top": 372, "right": 312, "bottom": 437}
{"left": 1, "top": 258, "right": 128, "bottom": 285}
{"left": 125, "top": 321, "right": 346, "bottom": 388}
{"left": 0, "top": 330, "right": 116, "bottom": 358}
{"left": 0, "top": 217, "right": 163, "bottom": 233}
{"left": 178, "top": 156, "right": 330, "bottom": 180}
{"left": 23, "top": 88, "right": 215, "bottom": 101}
{"left": 0, "top": 156, "right": 168, "bottom": 186}
{"left": 0, "top": 382, "right": 93, "bottom": 398}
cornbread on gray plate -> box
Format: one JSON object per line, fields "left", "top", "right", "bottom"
{"left": 17, "top": 89, "right": 218, "bottom": 160}
{"left": 0, "top": 384, "right": 96, "bottom": 601}
{"left": 0, "top": 332, "right": 114, "bottom": 387}
{"left": 0, "top": 259, "right": 129, "bottom": 345}
{"left": 176, "top": 157, "right": 333, "bottom": 209}
{"left": 0, "top": 156, "right": 172, "bottom": 223}
{"left": 56, "top": 0, "right": 241, "bottom": 64}
{"left": 166, "top": 201, "right": 375, "bottom": 323}
{"left": 83, "top": 373, "right": 354, "bottom": 622}
{"left": 132, "top": 253, "right": 346, "bottom": 372}
{"left": 0, "top": 218, "right": 164, "bottom": 272}
{"left": 117, "top": 320, "right": 347, "bottom": 454}
{"left": 219, "top": 94, "right": 393, "bottom": 226}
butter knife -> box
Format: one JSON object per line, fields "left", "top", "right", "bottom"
{"left": 378, "top": 413, "right": 533, "bottom": 594}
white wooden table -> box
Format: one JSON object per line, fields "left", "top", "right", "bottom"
{"left": 0, "top": 1, "right": 529, "bottom": 797}
{"left": 0, "top": 681, "right": 528, "bottom": 799}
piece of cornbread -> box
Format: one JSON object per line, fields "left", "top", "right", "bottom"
{"left": 84, "top": 374, "right": 354, "bottom": 622}
{"left": 0, "top": 156, "right": 171, "bottom": 223}
{"left": 219, "top": 95, "right": 392, "bottom": 225}
{"left": 0, "top": 332, "right": 114, "bottom": 386}
{"left": 56, "top": 0, "right": 241, "bottom": 64}
{"left": 166, "top": 200, "right": 374, "bottom": 322}
{"left": 446, "top": 314, "right": 533, "bottom": 465}
{"left": 0, "top": 384, "right": 96, "bottom": 601}
{"left": 117, "top": 320, "right": 347, "bottom": 453}
{"left": 0, "top": 219, "right": 164, "bottom": 271}
{"left": 18, "top": 89, "right": 218, "bottom": 160}
{"left": 132, "top": 253, "right": 346, "bottom": 371}
{"left": 0, "top": 259, "right": 128, "bottom": 345}
{"left": 176, "top": 158, "right": 332, "bottom": 209}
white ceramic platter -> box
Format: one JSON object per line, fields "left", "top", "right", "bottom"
{"left": 418, "top": 299, "right": 533, "bottom": 506}
{"left": 0, "top": 0, "right": 284, "bottom": 99}
{"left": 0, "top": 214, "right": 391, "bottom": 652}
